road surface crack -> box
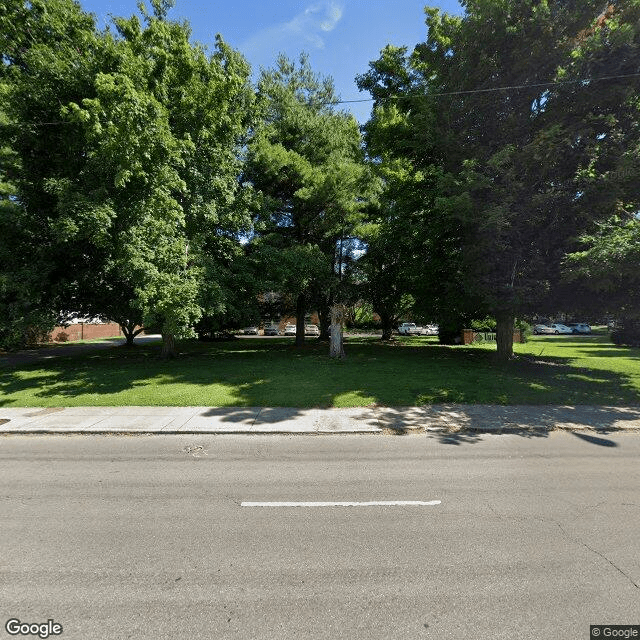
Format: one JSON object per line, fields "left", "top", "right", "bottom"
{"left": 483, "top": 503, "right": 640, "bottom": 591}
{"left": 552, "top": 520, "right": 639, "bottom": 591}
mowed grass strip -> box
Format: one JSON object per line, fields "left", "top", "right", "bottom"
{"left": 0, "top": 332, "right": 638, "bottom": 407}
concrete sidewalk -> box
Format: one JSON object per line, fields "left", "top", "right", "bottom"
{"left": 1, "top": 405, "right": 640, "bottom": 435}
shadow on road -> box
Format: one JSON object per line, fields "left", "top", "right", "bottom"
{"left": 571, "top": 432, "right": 618, "bottom": 447}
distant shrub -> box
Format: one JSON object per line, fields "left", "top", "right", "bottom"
{"left": 470, "top": 317, "right": 497, "bottom": 332}
{"left": 0, "top": 318, "right": 55, "bottom": 350}
{"left": 438, "top": 315, "right": 467, "bottom": 344}
{"left": 345, "top": 302, "right": 379, "bottom": 330}
{"left": 515, "top": 319, "right": 532, "bottom": 342}
{"left": 23, "top": 326, "right": 52, "bottom": 346}
{"left": 611, "top": 320, "right": 640, "bottom": 347}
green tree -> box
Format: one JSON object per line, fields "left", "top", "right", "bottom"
{"left": 358, "top": 1, "right": 640, "bottom": 359}
{"left": 565, "top": 215, "right": 640, "bottom": 344}
{"left": 3, "top": 0, "right": 254, "bottom": 356}
{"left": 355, "top": 158, "right": 420, "bottom": 341}
{"left": 245, "top": 54, "right": 372, "bottom": 347}
{"left": 0, "top": 0, "right": 99, "bottom": 348}
{"left": 0, "top": 123, "right": 56, "bottom": 348}
{"left": 358, "top": 100, "right": 482, "bottom": 344}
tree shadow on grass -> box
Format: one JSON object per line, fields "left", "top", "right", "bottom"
{"left": 0, "top": 341, "right": 638, "bottom": 446}
{"left": 573, "top": 347, "right": 640, "bottom": 360}
{"left": 0, "top": 335, "right": 163, "bottom": 368}
{"left": 493, "top": 352, "right": 640, "bottom": 406}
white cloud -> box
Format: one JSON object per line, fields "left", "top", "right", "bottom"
{"left": 320, "top": 3, "right": 343, "bottom": 32}
{"left": 241, "top": 2, "right": 344, "bottom": 55}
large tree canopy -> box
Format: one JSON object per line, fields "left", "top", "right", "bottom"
{"left": 564, "top": 215, "right": 640, "bottom": 343}
{"left": 0, "top": 0, "right": 100, "bottom": 348}
{"left": 245, "top": 54, "right": 374, "bottom": 346}
{"left": 2, "top": 0, "right": 254, "bottom": 355}
{"left": 3, "top": 0, "right": 639, "bottom": 360}
{"left": 358, "top": 0, "right": 640, "bottom": 358}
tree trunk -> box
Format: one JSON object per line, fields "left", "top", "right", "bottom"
{"left": 121, "top": 325, "right": 135, "bottom": 347}
{"left": 317, "top": 297, "right": 331, "bottom": 341}
{"left": 295, "top": 293, "right": 306, "bottom": 348}
{"left": 319, "top": 314, "right": 330, "bottom": 341}
{"left": 161, "top": 332, "right": 177, "bottom": 359}
{"left": 120, "top": 320, "right": 141, "bottom": 347}
{"left": 380, "top": 313, "right": 394, "bottom": 341}
{"left": 495, "top": 312, "right": 514, "bottom": 361}
{"left": 329, "top": 305, "right": 345, "bottom": 359}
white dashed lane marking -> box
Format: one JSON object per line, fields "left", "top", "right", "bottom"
{"left": 241, "top": 500, "right": 442, "bottom": 507}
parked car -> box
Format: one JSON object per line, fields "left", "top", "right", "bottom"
{"left": 422, "top": 324, "right": 439, "bottom": 336}
{"left": 398, "top": 323, "right": 421, "bottom": 335}
{"left": 567, "top": 322, "right": 591, "bottom": 334}
{"left": 549, "top": 323, "right": 573, "bottom": 334}
{"left": 283, "top": 324, "right": 297, "bottom": 336}
{"left": 304, "top": 324, "right": 320, "bottom": 336}
{"left": 243, "top": 326, "right": 259, "bottom": 335}
{"left": 263, "top": 325, "right": 280, "bottom": 336}
{"left": 533, "top": 324, "right": 555, "bottom": 335}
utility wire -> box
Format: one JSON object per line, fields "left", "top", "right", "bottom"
{"left": 2, "top": 72, "right": 640, "bottom": 128}
{"left": 331, "top": 72, "right": 640, "bottom": 105}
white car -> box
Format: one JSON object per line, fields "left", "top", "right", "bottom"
{"left": 549, "top": 323, "right": 573, "bottom": 334}
{"left": 398, "top": 323, "right": 421, "bottom": 335}
{"left": 421, "top": 324, "right": 439, "bottom": 336}
{"left": 243, "top": 326, "right": 259, "bottom": 335}
{"left": 283, "top": 324, "right": 297, "bottom": 336}
{"left": 533, "top": 324, "right": 555, "bottom": 335}
{"left": 567, "top": 322, "right": 591, "bottom": 334}
{"left": 304, "top": 324, "right": 320, "bottom": 336}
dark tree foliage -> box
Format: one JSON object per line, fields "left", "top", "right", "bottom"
{"left": 245, "top": 54, "right": 374, "bottom": 347}
{"left": 2, "top": 0, "right": 254, "bottom": 355}
{"left": 358, "top": 0, "right": 640, "bottom": 359}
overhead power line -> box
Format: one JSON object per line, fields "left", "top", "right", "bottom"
{"left": 331, "top": 72, "right": 640, "bottom": 105}
{"left": 2, "top": 72, "right": 640, "bottom": 128}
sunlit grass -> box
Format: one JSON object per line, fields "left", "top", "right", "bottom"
{"left": 0, "top": 332, "right": 638, "bottom": 408}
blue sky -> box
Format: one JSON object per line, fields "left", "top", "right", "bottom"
{"left": 78, "top": 0, "right": 463, "bottom": 123}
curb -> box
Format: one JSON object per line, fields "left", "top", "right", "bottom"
{"left": 2, "top": 426, "right": 639, "bottom": 436}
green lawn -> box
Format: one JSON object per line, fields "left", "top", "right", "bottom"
{"left": 0, "top": 332, "right": 638, "bottom": 407}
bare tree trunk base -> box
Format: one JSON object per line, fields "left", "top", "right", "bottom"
{"left": 329, "top": 326, "right": 345, "bottom": 358}
{"left": 120, "top": 322, "right": 144, "bottom": 348}
{"left": 295, "top": 293, "right": 306, "bottom": 348}
{"left": 495, "top": 313, "right": 515, "bottom": 361}
{"left": 161, "top": 333, "right": 177, "bottom": 359}
{"left": 329, "top": 305, "right": 346, "bottom": 359}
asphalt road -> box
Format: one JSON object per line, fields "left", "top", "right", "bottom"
{"left": 0, "top": 433, "right": 638, "bottom": 640}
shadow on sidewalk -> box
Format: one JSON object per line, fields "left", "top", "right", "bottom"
{"left": 373, "top": 405, "right": 640, "bottom": 446}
